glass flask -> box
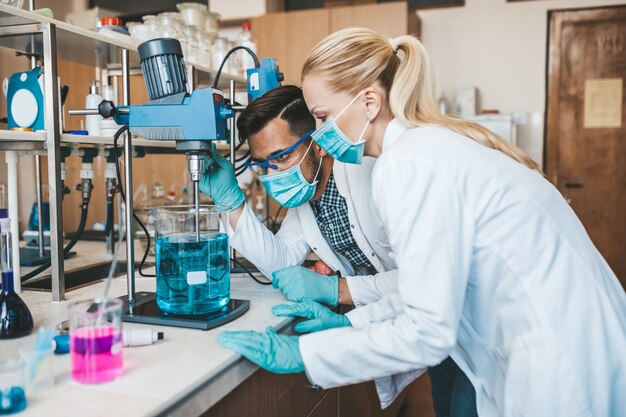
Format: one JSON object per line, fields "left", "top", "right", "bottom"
{"left": 153, "top": 205, "right": 230, "bottom": 315}
{"left": 0, "top": 218, "right": 34, "bottom": 339}
{"left": 67, "top": 298, "right": 124, "bottom": 384}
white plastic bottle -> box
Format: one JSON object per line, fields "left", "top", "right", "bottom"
{"left": 237, "top": 22, "right": 257, "bottom": 76}
{"left": 85, "top": 80, "right": 102, "bottom": 136}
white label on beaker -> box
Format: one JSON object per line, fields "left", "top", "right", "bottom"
{"left": 187, "top": 271, "right": 207, "bottom": 285}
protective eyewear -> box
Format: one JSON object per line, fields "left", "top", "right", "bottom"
{"left": 246, "top": 130, "right": 314, "bottom": 176}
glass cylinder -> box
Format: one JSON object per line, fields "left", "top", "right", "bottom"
{"left": 177, "top": 2, "right": 207, "bottom": 28}
{"left": 19, "top": 344, "right": 55, "bottom": 396}
{"left": 0, "top": 359, "right": 26, "bottom": 414}
{"left": 212, "top": 37, "right": 230, "bottom": 74}
{"left": 153, "top": 205, "right": 230, "bottom": 315}
{"left": 205, "top": 12, "right": 220, "bottom": 39}
{"left": 185, "top": 27, "right": 199, "bottom": 65}
{"left": 197, "top": 30, "right": 212, "bottom": 68}
{"left": 142, "top": 14, "right": 158, "bottom": 39}
{"left": 67, "top": 298, "right": 124, "bottom": 384}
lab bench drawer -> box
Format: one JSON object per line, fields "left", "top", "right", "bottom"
{"left": 277, "top": 373, "right": 330, "bottom": 417}
{"left": 308, "top": 389, "right": 339, "bottom": 417}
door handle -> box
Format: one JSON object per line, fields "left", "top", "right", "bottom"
{"left": 564, "top": 182, "right": 584, "bottom": 189}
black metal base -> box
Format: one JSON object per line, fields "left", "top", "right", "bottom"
{"left": 120, "top": 291, "right": 250, "bottom": 330}
{"left": 66, "top": 230, "right": 123, "bottom": 242}
{"left": 19, "top": 247, "right": 76, "bottom": 266}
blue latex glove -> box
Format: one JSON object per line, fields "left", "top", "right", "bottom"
{"left": 272, "top": 301, "right": 352, "bottom": 333}
{"left": 272, "top": 266, "right": 339, "bottom": 306}
{"left": 198, "top": 145, "right": 246, "bottom": 211}
{"left": 218, "top": 326, "right": 304, "bottom": 374}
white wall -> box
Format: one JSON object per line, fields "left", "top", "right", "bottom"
{"left": 418, "top": 0, "right": 625, "bottom": 114}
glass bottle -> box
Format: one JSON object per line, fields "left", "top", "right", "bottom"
{"left": 212, "top": 37, "right": 230, "bottom": 74}
{"left": 237, "top": 22, "right": 257, "bottom": 76}
{"left": 0, "top": 218, "right": 34, "bottom": 339}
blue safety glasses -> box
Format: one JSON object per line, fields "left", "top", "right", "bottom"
{"left": 245, "top": 130, "right": 314, "bottom": 176}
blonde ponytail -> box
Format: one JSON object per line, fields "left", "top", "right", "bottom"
{"left": 302, "top": 28, "right": 542, "bottom": 172}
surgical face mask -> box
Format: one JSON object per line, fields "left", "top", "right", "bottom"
{"left": 311, "top": 91, "right": 371, "bottom": 164}
{"left": 259, "top": 141, "right": 323, "bottom": 208}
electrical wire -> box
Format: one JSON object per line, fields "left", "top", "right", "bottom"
{"left": 212, "top": 46, "right": 260, "bottom": 89}
{"left": 235, "top": 150, "right": 250, "bottom": 163}
{"left": 112, "top": 124, "right": 155, "bottom": 278}
{"left": 21, "top": 204, "right": 88, "bottom": 281}
{"left": 231, "top": 257, "right": 271, "bottom": 285}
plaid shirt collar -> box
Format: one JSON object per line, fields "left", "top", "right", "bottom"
{"left": 310, "top": 173, "right": 342, "bottom": 209}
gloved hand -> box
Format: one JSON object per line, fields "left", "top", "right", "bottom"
{"left": 198, "top": 145, "right": 245, "bottom": 211}
{"left": 218, "top": 326, "right": 304, "bottom": 374}
{"left": 272, "top": 265, "right": 339, "bottom": 306}
{"left": 273, "top": 301, "right": 352, "bottom": 333}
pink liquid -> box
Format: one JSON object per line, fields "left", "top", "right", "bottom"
{"left": 70, "top": 326, "right": 124, "bottom": 383}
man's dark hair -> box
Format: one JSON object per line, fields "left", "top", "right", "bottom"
{"left": 237, "top": 85, "right": 315, "bottom": 142}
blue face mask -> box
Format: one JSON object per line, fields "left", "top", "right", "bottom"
{"left": 259, "top": 141, "right": 323, "bottom": 208}
{"left": 311, "top": 92, "right": 371, "bottom": 164}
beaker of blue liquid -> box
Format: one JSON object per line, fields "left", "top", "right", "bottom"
{"left": 153, "top": 205, "right": 230, "bottom": 315}
{"left": 0, "top": 359, "right": 27, "bottom": 414}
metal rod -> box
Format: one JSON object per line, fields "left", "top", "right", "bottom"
{"left": 121, "top": 48, "right": 136, "bottom": 305}
{"left": 0, "top": 23, "right": 42, "bottom": 37}
{"left": 6, "top": 151, "right": 21, "bottom": 293}
{"left": 229, "top": 80, "right": 237, "bottom": 264}
{"left": 194, "top": 181, "right": 200, "bottom": 242}
{"left": 34, "top": 155, "right": 44, "bottom": 257}
{"left": 42, "top": 22, "right": 65, "bottom": 301}
{"left": 29, "top": 1, "right": 44, "bottom": 259}
{"left": 69, "top": 108, "right": 128, "bottom": 116}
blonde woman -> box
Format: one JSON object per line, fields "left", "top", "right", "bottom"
{"left": 219, "top": 28, "right": 626, "bottom": 416}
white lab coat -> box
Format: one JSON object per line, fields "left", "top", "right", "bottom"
{"left": 299, "top": 119, "right": 626, "bottom": 416}
{"left": 228, "top": 158, "right": 398, "bottom": 306}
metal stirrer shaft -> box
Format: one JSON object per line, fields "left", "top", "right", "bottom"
{"left": 194, "top": 181, "right": 200, "bottom": 242}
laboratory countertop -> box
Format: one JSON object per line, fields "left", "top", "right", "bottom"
{"left": 0, "top": 272, "right": 290, "bottom": 417}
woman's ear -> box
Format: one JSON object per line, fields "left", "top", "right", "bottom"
{"left": 363, "top": 87, "right": 383, "bottom": 122}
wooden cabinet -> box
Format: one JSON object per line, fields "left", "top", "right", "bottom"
{"left": 204, "top": 367, "right": 435, "bottom": 417}
{"left": 251, "top": 9, "right": 330, "bottom": 85}
{"left": 251, "top": 2, "right": 420, "bottom": 85}
{"left": 330, "top": 2, "right": 420, "bottom": 37}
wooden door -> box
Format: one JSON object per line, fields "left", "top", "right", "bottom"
{"left": 251, "top": 9, "right": 331, "bottom": 85}
{"left": 545, "top": 6, "right": 626, "bottom": 289}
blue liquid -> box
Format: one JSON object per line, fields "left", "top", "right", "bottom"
{"left": 155, "top": 232, "right": 230, "bottom": 315}
{"left": 0, "top": 386, "right": 26, "bottom": 415}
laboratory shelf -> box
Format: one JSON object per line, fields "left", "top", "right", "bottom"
{"left": 0, "top": 4, "right": 249, "bottom": 302}
{"left": 0, "top": 4, "right": 246, "bottom": 89}
{"left": 0, "top": 130, "right": 248, "bottom": 153}
{"left": 0, "top": 3, "right": 141, "bottom": 67}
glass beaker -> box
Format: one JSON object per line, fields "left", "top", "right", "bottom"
{"left": 0, "top": 359, "right": 26, "bottom": 415}
{"left": 19, "top": 344, "right": 55, "bottom": 396}
{"left": 67, "top": 298, "right": 124, "bottom": 384}
{"left": 153, "top": 205, "right": 230, "bottom": 316}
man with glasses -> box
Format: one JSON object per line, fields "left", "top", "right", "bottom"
{"left": 200, "top": 85, "right": 478, "bottom": 417}
{"left": 201, "top": 85, "right": 397, "bottom": 307}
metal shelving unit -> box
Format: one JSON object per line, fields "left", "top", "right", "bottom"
{"left": 0, "top": 4, "right": 247, "bottom": 301}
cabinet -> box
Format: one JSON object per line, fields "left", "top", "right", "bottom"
{"left": 251, "top": 2, "right": 420, "bottom": 84}
{"left": 204, "top": 367, "right": 434, "bottom": 417}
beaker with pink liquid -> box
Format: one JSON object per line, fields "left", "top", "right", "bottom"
{"left": 67, "top": 298, "right": 124, "bottom": 384}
